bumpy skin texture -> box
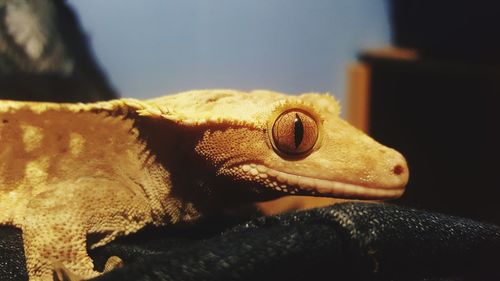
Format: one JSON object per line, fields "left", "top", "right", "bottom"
{"left": 0, "top": 89, "right": 408, "bottom": 280}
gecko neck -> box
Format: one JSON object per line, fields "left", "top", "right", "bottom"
{"left": 83, "top": 102, "right": 222, "bottom": 226}
{"left": 129, "top": 114, "right": 208, "bottom": 225}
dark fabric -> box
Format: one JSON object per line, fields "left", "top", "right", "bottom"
{"left": 92, "top": 202, "right": 500, "bottom": 281}
{"left": 0, "top": 227, "right": 27, "bottom": 281}
{"left": 1, "top": 202, "right": 499, "bottom": 281}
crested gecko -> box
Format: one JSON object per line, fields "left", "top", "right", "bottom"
{"left": 0, "top": 89, "right": 408, "bottom": 280}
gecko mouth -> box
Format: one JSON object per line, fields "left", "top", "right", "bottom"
{"left": 236, "top": 164, "right": 405, "bottom": 199}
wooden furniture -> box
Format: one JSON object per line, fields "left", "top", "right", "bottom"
{"left": 347, "top": 47, "right": 500, "bottom": 224}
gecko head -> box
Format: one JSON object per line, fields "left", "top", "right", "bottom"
{"left": 146, "top": 90, "right": 409, "bottom": 201}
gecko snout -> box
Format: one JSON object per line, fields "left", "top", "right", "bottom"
{"left": 388, "top": 152, "right": 409, "bottom": 188}
{"left": 393, "top": 164, "right": 405, "bottom": 176}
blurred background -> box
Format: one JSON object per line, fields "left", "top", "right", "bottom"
{"left": 67, "top": 0, "right": 391, "bottom": 106}
{"left": 0, "top": 0, "right": 499, "bottom": 224}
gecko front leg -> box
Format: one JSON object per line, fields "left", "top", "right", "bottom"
{"left": 18, "top": 178, "right": 155, "bottom": 281}
{"left": 52, "top": 256, "right": 124, "bottom": 281}
{"left": 22, "top": 222, "right": 99, "bottom": 281}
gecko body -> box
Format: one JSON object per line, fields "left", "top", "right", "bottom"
{"left": 0, "top": 89, "right": 408, "bottom": 280}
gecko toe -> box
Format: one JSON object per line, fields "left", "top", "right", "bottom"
{"left": 52, "top": 262, "right": 83, "bottom": 281}
{"left": 104, "top": 256, "right": 124, "bottom": 273}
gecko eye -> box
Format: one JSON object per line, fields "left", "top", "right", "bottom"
{"left": 272, "top": 109, "right": 318, "bottom": 156}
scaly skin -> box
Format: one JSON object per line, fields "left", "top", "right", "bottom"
{"left": 0, "top": 89, "right": 408, "bottom": 280}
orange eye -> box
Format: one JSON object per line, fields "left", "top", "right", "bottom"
{"left": 272, "top": 110, "right": 318, "bottom": 155}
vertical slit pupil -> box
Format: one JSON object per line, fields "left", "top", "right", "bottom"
{"left": 294, "top": 113, "right": 304, "bottom": 149}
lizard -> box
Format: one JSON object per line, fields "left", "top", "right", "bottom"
{"left": 0, "top": 89, "right": 409, "bottom": 281}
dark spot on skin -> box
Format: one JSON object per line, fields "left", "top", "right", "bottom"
{"left": 294, "top": 113, "right": 304, "bottom": 149}
{"left": 393, "top": 164, "right": 404, "bottom": 175}
{"left": 2, "top": 119, "right": 8, "bottom": 123}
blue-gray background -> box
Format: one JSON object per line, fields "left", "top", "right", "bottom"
{"left": 67, "top": 0, "right": 391, "bottom": 108}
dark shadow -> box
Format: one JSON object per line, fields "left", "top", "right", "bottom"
{"left": 0, "top": 0, "right": 116, "bottom": 102}
{"left": 389, "top": 0, "right": 500, "bottom": 64}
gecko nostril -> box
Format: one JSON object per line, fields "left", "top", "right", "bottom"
{"left": 393, "top": 164, "right": 404, "bottom": 176}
